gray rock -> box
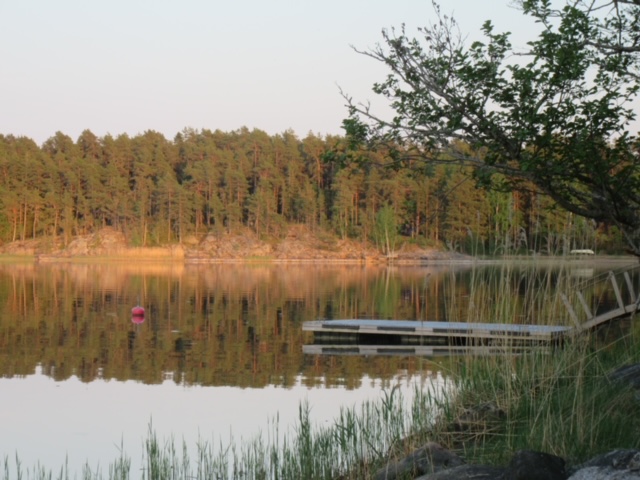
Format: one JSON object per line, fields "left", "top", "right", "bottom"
{"left": 504, "top": 449, "right": 566, "bottom": 479}
{"left": 415, "top": 464, "right": 506, "bottom": 479}
{"left": 453, "top": 401, "right": 506, "bottom": 432}
{"left": 568, "top": 450, "right": 640, "bottom": 480}
{"left": 568, "top": 466, "right": 640, "bottom": 479}
{"left": 609, "top": 364, "right": 640, "bottom": 390}
{"left": 373, "top": 442, "right": 465, "bottom": 480}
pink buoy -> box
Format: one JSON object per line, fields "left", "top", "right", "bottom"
{"left": 131, "top": 305, "right": 145, "bottom": 317}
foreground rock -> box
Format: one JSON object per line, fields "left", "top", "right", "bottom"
{"left": 418, "top": 464, "right": 505, "bottom": 479}
{"left": 507, "top": 450, "right": 566, "bottom": 480}
{"left": 567, "top": 450, "right": 640, "bottom": 480}
{"left": 374, "top": 444, "right": 640, "bottom": 480}
{"left": 372, "top": 442, "right": 464, "bottom": 480}
{"left": 609, "top": 363, "right": 640, "bottom": 391}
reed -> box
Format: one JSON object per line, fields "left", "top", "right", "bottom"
{"left": 0, "top": 386, "right": 438, "bottom": 479}
{"left": 434, "top": 331, "right": 640, "bottom": 467}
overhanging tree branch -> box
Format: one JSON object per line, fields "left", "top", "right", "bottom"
{"left": 343, "top": 0, "right": 640, "bottom": 254}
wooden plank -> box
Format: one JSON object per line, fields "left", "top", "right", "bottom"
{"left": 580, "top": 306, "right": 627, "bottom": 331}
{"left": 302, "top": 344, "right": 545, "bottom": 357}
{"left": 624, "top": 271, "right": 637, "bottom": 303}
{"left": 561, "top": 293, "right": 582, "bottom": 329}
{"left": 576, "top": 291, "right": 593, "bottom": 321}
{"left": 610, "top": 272, "right": 626, "bottom": 311}
{"left": 303, "top": 321, "right": 325, "bottom": 331}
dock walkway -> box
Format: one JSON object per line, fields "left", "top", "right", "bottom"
{"left": 302, "top": 319, "right": 569, "bottom": 344}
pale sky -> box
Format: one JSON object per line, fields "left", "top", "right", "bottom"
{"left": 1, "top": 1, "right": 535, "bottom": 145}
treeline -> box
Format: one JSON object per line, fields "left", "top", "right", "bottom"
{"left": 0, "top": 128, "right": 624, "bottom": 254}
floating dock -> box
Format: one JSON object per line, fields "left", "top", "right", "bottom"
{"left": 303, "top": 269, "right": 640, "bottom": 352}
{"left": 302, "top": 319, "right": 570, "bottom": 345}
{"left": 302, "top": 344, "right": 541, "bottom": 357}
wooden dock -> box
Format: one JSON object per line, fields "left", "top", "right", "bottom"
{"left": 302, "top": 344, "right": 543, "bottom": 357}
{"left": 302, "top": 319, "right": 569, "bottom": 345}
{"left": 302, "top": 269, "right": 640, "bottom": 352}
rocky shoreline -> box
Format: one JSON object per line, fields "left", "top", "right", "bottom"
{"left": 374, "top": 443, "right": 640, "bottom": 480}
{"left": 1, "top": 226, "right": 473, "bottom": 264}
{"left": 374, "top": 363, "right": 640, "bottom": 480}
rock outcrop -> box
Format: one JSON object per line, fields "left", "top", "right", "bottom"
{"left": 375, "top": 445, "right": 640, "bottom": 480}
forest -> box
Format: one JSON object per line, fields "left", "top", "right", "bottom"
{"left": 0, "top": 127, "right": 625, "bottom": 255}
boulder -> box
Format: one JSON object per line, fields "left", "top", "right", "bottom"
{"left": 415, "top": 449, "right": 566, "bottom": 480}
{"left": 372, "top": 444, "right": 640, "bottom": 480}
{"left": 373, "top": 442, "right": 465, "bottom": 480}
{"left": 505, "top": 450, "right": 566, "bottom": 480}
{"left": 416, "top": 464, "right": 506, "bottom": 479}
{"left": 568, "top": 450, "right": 640, "bottom": 480}
{"left": 609, "top": 364, "right": 640, "bottom": 390}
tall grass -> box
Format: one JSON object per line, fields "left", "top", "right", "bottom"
{"left": 441, "top": 261, "right": 588, "bottom": 326}
{"left": 432, "top": 262, "right": 640, "bottom": 466}
{"left": 437, "top": 332, "right": 640, "bottom": 467}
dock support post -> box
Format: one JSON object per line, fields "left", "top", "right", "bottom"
{"left": 624, "top": 272, "right": 637, "bottom": 304}
{"left": 576, "top": 291, "right": 593, "bottom": 320}
{"left": 609, "top": 272, "right": 626, "bottom": 312}
{"left": 561, "top": 293, "right": 582, "bottom": 330}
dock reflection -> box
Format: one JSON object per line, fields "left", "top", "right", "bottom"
{"left": 303, "top": 344, "right": 544, "bottom": 357}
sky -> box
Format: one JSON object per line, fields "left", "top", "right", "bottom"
{"left": 0, "top": 1, "right": 536, "bottom": 145}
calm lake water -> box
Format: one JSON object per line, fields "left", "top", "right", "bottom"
{"left": 0, "top": 259, "right": 636, "bottom": 474}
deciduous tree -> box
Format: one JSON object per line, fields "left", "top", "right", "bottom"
{"left": 343, "top": 0, "right": 640, "bottom": 254}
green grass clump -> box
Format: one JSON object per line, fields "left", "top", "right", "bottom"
{"left": 428, "top": 263, "right": 640, "bottom": 468}
{"left": 426, "top": 329, "right": 640, "bottom": 469}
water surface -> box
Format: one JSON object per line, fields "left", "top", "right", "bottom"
{"left": 0, "top": 260, "right": 634, "bottom": 474}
